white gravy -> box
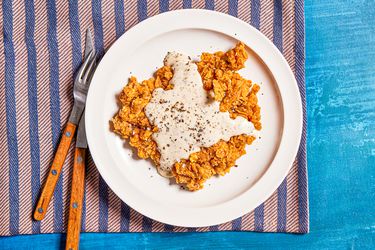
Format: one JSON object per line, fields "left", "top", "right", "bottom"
{"left": 145, "top": 52, "right": 254, "bottom": 177}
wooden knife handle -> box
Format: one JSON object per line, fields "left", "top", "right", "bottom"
{"left": 66, "top": 147, "right": 86, "bottom": 250}
{"left": 33, "top": 122, "right": 77, "bottom": 221}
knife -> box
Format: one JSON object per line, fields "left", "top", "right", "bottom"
{"left": 65, "top": 111, "right": 87, "bottom": 250}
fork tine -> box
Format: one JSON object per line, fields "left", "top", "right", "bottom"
{"left": 82, "top": 53, "right": 97, "bottom": 85}
{"left": 77, "top": 50, "right": 94, "bottom": 81}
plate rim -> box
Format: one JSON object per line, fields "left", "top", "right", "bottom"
{"left": 86, "top": 9, "right": 303, "bottom": 227}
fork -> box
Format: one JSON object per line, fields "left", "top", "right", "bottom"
{"left": 33, "top": 31, "right": 96, "bottom": 221}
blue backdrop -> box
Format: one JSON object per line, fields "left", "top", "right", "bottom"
{"left": 1, "top": 0, "right": 374, "bottom": 249}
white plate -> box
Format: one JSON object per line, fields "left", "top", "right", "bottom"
{"left": 85, "top": 9, "right": 302, "bottom": 227}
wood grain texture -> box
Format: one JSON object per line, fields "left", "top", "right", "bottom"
{"left": 65, "top": 148, "right": 86, "bottom": 250}
{"left": 1, "top": 0, "right": 374, "bottom": 249}
{"left": 33, "top": 122, "right": 77, "bottom": 221}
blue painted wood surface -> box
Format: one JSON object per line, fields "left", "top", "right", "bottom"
{"left": 1, "top": 0, "right": 374, "bottom": 249}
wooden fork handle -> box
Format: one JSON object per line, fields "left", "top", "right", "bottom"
{"left": 33, "top": 122, "right": 77, "bottom": 221}
{"left": 66, "top": 147, "right": 86, "bottom": 250}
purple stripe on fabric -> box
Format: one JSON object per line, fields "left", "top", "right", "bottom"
{"left": 69, "top": 0, "right": 82, "bottom": 71}
{"left": 187, "top": 228, "right": 197, "bottom": 232}
{"left": 114, "top": 0, "right": 125, "bottom": 38}
{"left": 138, "top": 0, "right": 147, "bottom": 21}
{"left": 209, "top": 225, "right": 219, "bottom": 231}
{"left": 254, "top": 204, "right": 264, "bottom": 231}
{"left": 120, "top": 202, "right": 130, "bottom": 232}
{"left": 164, "top": 224, "right": 174, "bottom": 231}
{"left": 46, "top": 0, "right": 63, "bottom": 232}
{"left": 228, "top": 0, "right": 238, "bottom": 16}
{"left": 232, "top": 217, "right": 242, "bottom": 231}
{"left": 92, "top": 0, "right": 105, "bottom": 56}
{"left": 273, "top": 0, "right": 283, "bottom": 51}
{"left": 3, "top": 0, "right": 19, "bottom": 236}
{"left": 295, "top": 0, "right": 308, "bottom": 234}
{"left": 277, "top": 179, "right": 287, "bottom": 231}
{"left": 205, "top": 0, "right": 214, "bottom": 10}
{"left": 25, "top": 0, "right": 41, "bottom": 234}
{"left": 183, "top": 0, "right": 192, "bottom": 8}
{"left": 142, "top": 217, "right": 153, "bottom": 232}
{"left": 98, "top": 177, "right": 109, "bottom": 232}
{"left": 81, "top": 188, "right": 86, "bottom": 231}
{"left": 273, "top": 0, "right": 287, "bottom": 232}
{"left": 159, "top": 0, "right": 169, "bottom": 12}
{"left": 251, "top": 0, "right": 260, "bottom": 29}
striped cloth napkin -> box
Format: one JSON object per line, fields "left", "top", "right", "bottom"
{"left": 0, "top": 0, "right": 308, "bottom": 236}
